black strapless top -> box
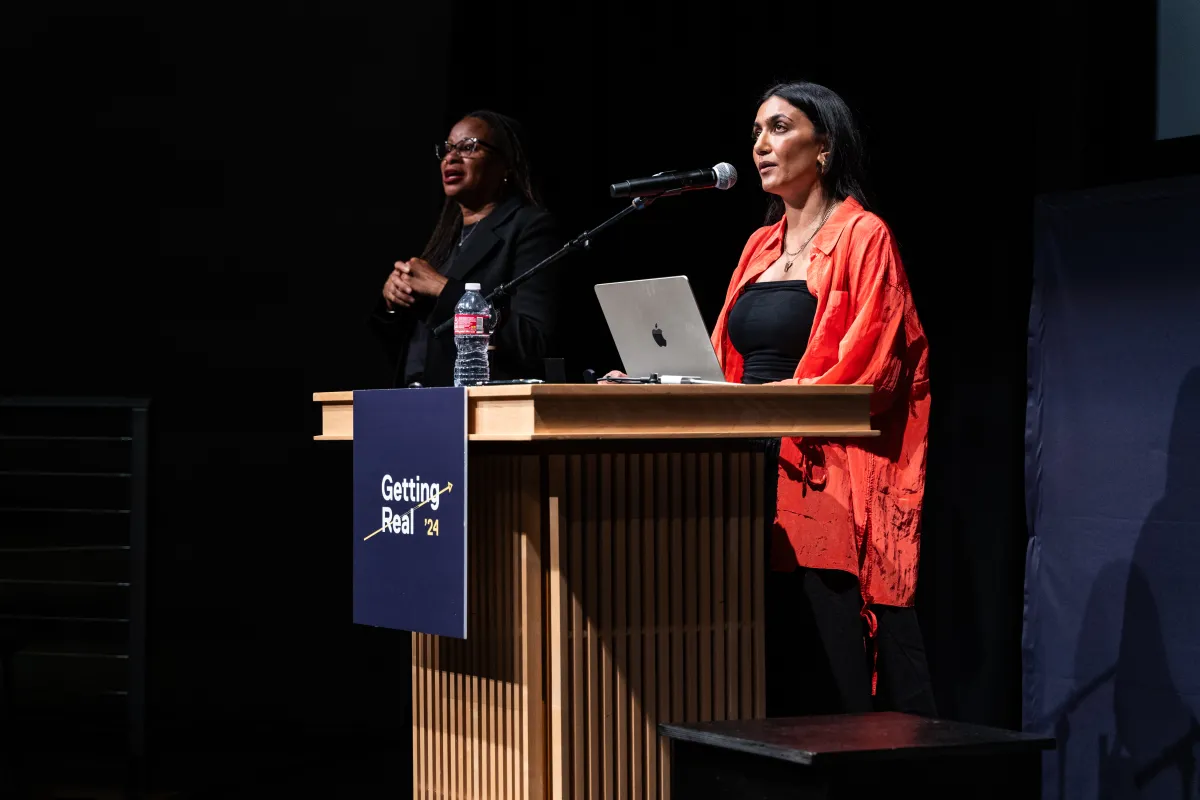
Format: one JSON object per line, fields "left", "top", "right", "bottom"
{"left": 727, "top": 281, "right": 818, "bottom": 384}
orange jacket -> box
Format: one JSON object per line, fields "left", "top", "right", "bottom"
{"left": 711, "top": 197, "right": 930, "bottom": 609}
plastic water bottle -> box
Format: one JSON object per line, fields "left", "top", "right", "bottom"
{"left": 453, "top": 283, "right": 492, "bottom": 387}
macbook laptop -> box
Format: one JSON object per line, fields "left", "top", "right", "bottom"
{"left": 594, "top": 276, "right": 728, "bottom": 383}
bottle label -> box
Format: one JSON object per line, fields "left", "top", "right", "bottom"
{"left": 454, "top": 313, "right": 490, "bottom": 335}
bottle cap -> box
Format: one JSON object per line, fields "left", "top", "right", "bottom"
{"left": 465, "top": 283, "right": 482, "bottom": 291}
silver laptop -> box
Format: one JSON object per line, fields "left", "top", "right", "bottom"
{"left": 594, "top": 276, "right": 728, "bottom": 383}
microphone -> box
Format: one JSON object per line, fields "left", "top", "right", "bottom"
{"left": 609, "top": 163, "right": 737, "bottom": 198}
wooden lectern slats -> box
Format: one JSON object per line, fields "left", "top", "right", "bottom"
{"left": 448, "top": 628, "right": 453, "bottom": 800}
{"left": 465, "top": 477, "right": 473, "bottom": 800}
{"left": 519, "top": 455, "right": 544, "bottom": 800}
{"left": 427, "top": 633, "right": 436, "bottom": 796}
{"left": 458, "top": 666, "right": 463, "bottom": 796}
{"left": 435, "top": 613, "right": 441, "bottom": 795}
{"left": 414, "top": 633, "right": 422, "bottom": 799}
{"left": 627, "top": 454, "right": 643, "bottom": 800}
{"left": 459, "top": 624, "right": 464, "bottom": 798}
{"left": 476, "top": 456, "right": 485, "bottom": 800}
{"left": 470, "top": 455, "right": 480, "bottom": 800}
{"left": 642, "top": 452, "right": 657, "bottom": 799}
{"left": 470, "top": 460, "right": 480, "bottom": 800}
{"left": 548, "top": 455, "right": 569, "bottom": 800}
{"left": 478, "top": 460, "right": 489, "bottom": 800}
{"left": 569, "top": 455, "right": 585, "bottom": 800}
{"left": 481, "top": 454, "right": 493, "bottom": 800}
{"left": 599, "top": 454, "right": 615, "bottom": 800}
{"left": 670, "top": 452, "right": 684, "bottom": 728}
{"left": 451, "top": 457, "right": 469, "bottom": 800}
{"left": 490, "top": 454, "right": 501, "bottom": 800}
{"left": 426, "top": 632, "right": 434, "bottom": 797}
{"left": 501, "top": 456, "right": 510, "bottom": 799}
{"left": 490, "top": 458, "right": 500, "bottom": 800}
{"left": 739, "top": 451, "right": 754, "bottom": 718}
{"left": 456, "top": 646, "right": 464, "bottom": 799}
{"left": 726, "top": 454, "right": 740, "bottom": 721}
{"left": 430, "top": 620, "right": 438, "bottom": 796}
{"left": 513, "top": 453, "right": 523, "bottom": 799}
{"left": 501, "top": 456, "right": 513, "bottom": 800}
{"left": 483, "top": 458, "right": 493, "bottom": 800}
{"left": 711, "top": 453, "right": 726, "bottom": 723}
{"left": 585, "top": 454, "right": 601, "bottom": 800}
{"left": 510, "top": 455, "right": 522, "bottom": 800}
{"left": 513, "top": 455, "right": 525, "bottom": 800}
{"left": 502, "top": 454, "right": 512, "bottom": 800}
{"left": 410, "top": 445, "right": 770, "bottom": 800}
{"left": 439, "top": 618, "right": 447, "bottom": 798}
{"left": 613, "top": 454, "right": 629, "bottom": 800}
{"left": 752, "top": 452, "right": 767, "bottom": 719}
{"left": 664, "top": 453, "right": 681, "bottom": 800}
{"left": 683, "top": 453, "right": 698, "bottom": 725}
{"left": 450, "top": 462, "right": 459, "bottom": 800}
{"left": 432, "top": 633, "right": 441, "bottom": 800}
{"left": 655, "top": 452, "right": 670, "bottom": 800}
{"left": 439, "top": 585, "right": 444, "bottom": 796}
{"left": 698, "top": 453, "right": 712, "bottom": 726}
{"left": 414, "top": 634, "right": 420, "bottom": 798}
{"left": 420, "top": 633, "right": 424, "bottom": 800}
{"left": 656, "top": 454, "right": 671, "bottom": 735}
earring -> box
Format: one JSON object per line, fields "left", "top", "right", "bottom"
{"left": 818, "top": 157, "right": 828, "bottom": 173}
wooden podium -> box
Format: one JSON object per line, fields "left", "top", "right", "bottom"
{"left": 314, "top": 384, "right": 875, "bottom": 800}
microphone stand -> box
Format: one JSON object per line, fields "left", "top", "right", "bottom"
{"left": 431, "top": 193, "right": 669, "bottom": 338}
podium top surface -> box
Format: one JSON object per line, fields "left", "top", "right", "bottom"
{"left": 313, "top": 383, "right": 872, "bottom": 403}
{"left": 313, "top": 384, "right": 877, "bottom": 442}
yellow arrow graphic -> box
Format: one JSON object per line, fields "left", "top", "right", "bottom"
{"left": 363, "top": 481, "right": 454, "bottom": 541}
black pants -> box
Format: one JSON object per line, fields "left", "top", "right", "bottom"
{"left": 765, "top": 566, "right": 938, "bottom": 717}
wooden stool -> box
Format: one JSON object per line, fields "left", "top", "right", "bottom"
{"left": 660, "top": 712, "right": 1054, "bottom": 799}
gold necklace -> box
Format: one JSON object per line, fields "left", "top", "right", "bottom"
{"left": 783, "top": 203, "right": 836, "bottom": 272}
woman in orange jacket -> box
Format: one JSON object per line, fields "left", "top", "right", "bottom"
{"left": 715, "top": 82, "right": 936, "bottom": 715}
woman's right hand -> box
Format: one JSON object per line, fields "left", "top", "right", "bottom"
{"left": 600, "top": 370, "right": 629, "bottom": 383}
{"left": 383, "top": 263, "right": 414, "bottom": 310}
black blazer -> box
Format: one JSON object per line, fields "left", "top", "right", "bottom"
{"left": 369, "top": 196, "right": 561, "bottom": 387}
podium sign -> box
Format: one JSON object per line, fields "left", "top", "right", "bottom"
{"left": 352, "top": 388, "right": 468, "bottom": 638}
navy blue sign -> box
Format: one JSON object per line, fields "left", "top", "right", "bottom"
{"left": 353, "top": 387, "right": 467, "bottom": 638}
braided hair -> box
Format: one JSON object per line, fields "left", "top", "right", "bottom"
{"left": 421, "top": 110, "right": 541, "bottom": 269}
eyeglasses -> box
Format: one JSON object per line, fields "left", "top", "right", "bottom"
{"left": 435, "top": 137, "right": 496, "bottom": 161}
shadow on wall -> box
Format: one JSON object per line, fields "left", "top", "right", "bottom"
{"left": 1113, "top": 367, "right": 1200, "bottom": 798}
{"left": 1051, "top": 367, "right": 1200, "bottom": 799}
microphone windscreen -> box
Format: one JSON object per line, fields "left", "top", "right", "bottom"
{"left": 713, "top": 163, "right": 737, "bottom": 190}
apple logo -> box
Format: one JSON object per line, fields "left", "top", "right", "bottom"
{"left": 652, "top": 324, "right": 667, "bottom": 347}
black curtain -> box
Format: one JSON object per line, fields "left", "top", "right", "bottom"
{"left": 11, "top": 0, "right": 1158, "bottom": 784}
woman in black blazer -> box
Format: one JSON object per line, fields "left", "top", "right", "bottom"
{"left": 371, "top": 110, "right": 560, "bottom": 387}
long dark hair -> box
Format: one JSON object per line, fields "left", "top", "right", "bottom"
{"left": 759, "top": 82, "right": 870, "bottom": 224}
{"left": 421, "top": 109, "right": 541, "bottom": 269}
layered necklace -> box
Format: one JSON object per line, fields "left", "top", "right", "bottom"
{"left": 783, "top": 202, "right": 836, "bottom": 272}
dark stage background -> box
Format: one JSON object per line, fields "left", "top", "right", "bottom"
{"left": 2, "top": 2, "right": 1196, "bottom": 792}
